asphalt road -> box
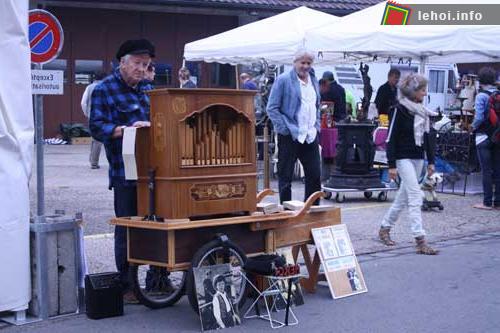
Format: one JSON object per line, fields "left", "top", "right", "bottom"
{"left": 2, "top": 232, "right": 499, "bottom": 332}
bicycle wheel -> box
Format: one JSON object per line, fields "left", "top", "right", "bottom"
{"left": 130, "top": 264, "right": 186, "bottom": 309}
{"left": 186, "top": 237, "right": 247, "bottom": 313}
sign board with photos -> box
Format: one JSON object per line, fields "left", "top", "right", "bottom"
{"left": 311, "top": 224, "right": 367, "bottom": 299}
{"left": 193, "top": 264, "right": 241, "bottom": 331}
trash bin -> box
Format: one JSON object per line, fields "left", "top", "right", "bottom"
{"left": 85, "top": 272, "right": 123, "bottom": 319}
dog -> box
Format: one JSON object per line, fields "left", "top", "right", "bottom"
{"left": 421, "top": 173, "right": 444, "bottom": 211}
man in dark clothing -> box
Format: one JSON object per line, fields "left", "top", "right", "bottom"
{"left": 320, "top": 71, "right": 347, "bottom": 121}
{"left": 375, "top": 68, "right": 400, "bottom": 116}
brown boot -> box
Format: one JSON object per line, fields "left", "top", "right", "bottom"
{"left": 415, "top": 236, "right": 438, "bottom": 255}
{"left": 379, "top": 227, "right": 395, "bottom": 246}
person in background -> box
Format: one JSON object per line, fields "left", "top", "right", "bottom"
{"left": 178, "top": 67, "right": 197, "bottom": 88}
{"left": 345, "top": 89, "right": 357, "bottom": 118}
{"left": 266, "top": 50, "right": 321, "bottom": 205}
{"left": 239, "top": 72, "right": 258, "bottom": 90}
{"left": 471, "top": 67, "right": 500, "bottom": 210}
{"left": 375, "top": 68, "right": 401, "bottom": 117}
{"left": 379, "top": 73, "right": 439, "bottom": 255}
{"left": 321, "top": 71, "right": 347, "bottom": 121}
{"left": 89, "top": 39, "right": 155, "bottom": 303}
{"left": 81, "top": 72, "right": 106, "bottom": 169}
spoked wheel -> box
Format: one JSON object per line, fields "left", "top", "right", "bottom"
{"left": 363, "top": 191, "right": 373, "bottom": 199}
{"left": 186, "top": 237, "right": 248, "bottom": 313}
{"left": 130, "top": 264, "right": 187, "bottom": 309}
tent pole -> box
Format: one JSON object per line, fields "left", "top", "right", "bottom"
{"left": 235, "top": 65, "right": 240, "bottom": 89}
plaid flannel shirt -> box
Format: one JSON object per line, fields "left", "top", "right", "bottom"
{"left": 89, "top": 69, "right": 152, "bottom": 189}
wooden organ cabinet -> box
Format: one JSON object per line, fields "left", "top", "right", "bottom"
{"left": 136, "top": 89, "right": 257, "bottom": 220}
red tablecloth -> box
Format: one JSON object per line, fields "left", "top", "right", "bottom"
{"left": 320, "top": 127, "right": 338, "bottom": 158}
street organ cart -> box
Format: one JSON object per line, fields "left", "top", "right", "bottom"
{"left": 111, "top": 89, "right": 341, "bottom": 311}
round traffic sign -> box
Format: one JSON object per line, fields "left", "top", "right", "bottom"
{"left": 29, "top": 10, "right": 64, "bottom": 65}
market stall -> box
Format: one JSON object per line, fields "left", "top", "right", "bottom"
{"left": 184, "top": 6, "right": 339, "bottom": 66}
{"left": 0, "top": 0, "right": 33, "bottom": 316}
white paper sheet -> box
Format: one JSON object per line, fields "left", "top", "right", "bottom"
{"left": 122, "top": 127, "right": 138, "bottom": 180}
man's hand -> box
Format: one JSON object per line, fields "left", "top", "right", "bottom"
{"left": 427, "top": 164, "right": 435, "bottom": 177}
{"left": 388, "top": 168, "right": 398, "bottom": 181}
{"left": 132, "top": 121, "right": 151, "bottom": 128}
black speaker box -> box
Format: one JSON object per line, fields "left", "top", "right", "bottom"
{"left": 85, "top": 272, "right": 124, "bottom": 320}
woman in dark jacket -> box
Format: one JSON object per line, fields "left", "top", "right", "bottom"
{"left": 378, "top": 73, "right": 438, "bottom": 255}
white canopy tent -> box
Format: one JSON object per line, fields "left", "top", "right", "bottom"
{"left": 0, "top": 0, "right": 33, "bottom": 313}
{"left": 307, "top": 0, "right": 500, "bottom": 66}
{"left": 184, "top": 6, "right": 339, "bottom": 65}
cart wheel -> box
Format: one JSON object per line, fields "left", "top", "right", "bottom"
{"left": 323, "top": 191, "right": 333, "bottom": 200}
{"left": 438, "top": 204, "right": 444, "bottom": 211}
{"left": 335, "top": 193, "right": 345, "bottom": 203}
{"left": 363, "top": 191, "right": 373, "bottom": 199}
{"left": 130, "top": 264, "right": 186, "bottom": 309}
{"left": 186, "top": 237, "right": 248, "bottom": 314}
{"left": 377, "top": 192, "right": 387, "bottom": 202}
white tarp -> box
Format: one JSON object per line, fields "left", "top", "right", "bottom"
{"left": 0, "top": 0, "right": 33, "bottom": 312}
{"left": 184, "top": 6, "right": 339, "bottom": 65}
{"left": 307, "top": 0, "right": 500, "bottom": 65}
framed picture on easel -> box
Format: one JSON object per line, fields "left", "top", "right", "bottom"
{"left": 312, "top": 224, "right": 367, "bottom": 299}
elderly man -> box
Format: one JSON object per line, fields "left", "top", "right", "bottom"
{"left": 89, "top": 39, "right": 155, "bottom": 302}
{"left": 266, "top": 50, "right": 321, "bottom": 204}
{"left": 178, "top": 67, "right": 197, "bottom": 88}
{"left": 239, "top": 73, "right": 258, "bottom": 90}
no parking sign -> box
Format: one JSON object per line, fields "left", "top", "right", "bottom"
{"left": 29, "top": 9, "right": 64, "bottom": 64}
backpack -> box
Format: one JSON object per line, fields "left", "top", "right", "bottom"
{"left": 480, "top": 90, "right": 500, "bottom": 144}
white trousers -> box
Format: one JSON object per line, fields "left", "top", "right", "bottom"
{"left": 381, "top": 159, "right": 426, "bottom": 238}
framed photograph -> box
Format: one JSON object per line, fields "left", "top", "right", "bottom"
{"left": 193, "top": 264, "right": 241, "bottom": 331}
{"left": 273, "top": 278, "right": 305, "bottom": 310}
{"left": 312, "top": 224, "right": 367, "bottom": 299}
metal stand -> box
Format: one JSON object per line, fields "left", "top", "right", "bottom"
{"left": 243, "top": 274, "right": 301, "bottom": 329}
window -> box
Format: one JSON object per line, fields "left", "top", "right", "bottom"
{"left": 152, "top": 63, "right": 172, "bottom": 87}
{"left": 428, "top": 70, "right": 445, "bottom": 93}
{"left": 447, "top": 70, "right": 457, "bottom": 92}
{"left": 75, "top": 60, "right": 104, "bottom": 84}
{"left": 211, "top": 63, "right": 235, "bottom": 88}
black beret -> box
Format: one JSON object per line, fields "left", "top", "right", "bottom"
{"left": 116, "top": 39, "right": 155, "bottom": 60}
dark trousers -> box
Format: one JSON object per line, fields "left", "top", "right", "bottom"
{"left": 113, "top": 184, "right": 137, "bottom": 290}
{"left": 476, "top": 140, "right": 500, "bottom": 206}
{"left": 277, "top": 134, "right": 321, "bottom": 204}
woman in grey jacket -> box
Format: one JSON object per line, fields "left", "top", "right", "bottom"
{"left": 378, "top": 73, "right": 438, "bottom": 255}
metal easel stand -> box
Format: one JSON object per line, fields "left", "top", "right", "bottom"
{"left": 243, "top": 273, "right": 301, "bottom": 329}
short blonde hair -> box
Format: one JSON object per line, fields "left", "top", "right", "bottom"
{"left": 399, "top": 73, "right": 428, "bottom": 99}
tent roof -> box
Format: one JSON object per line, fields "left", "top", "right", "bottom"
{"left": 307, "top": 0, "right": 500, "bottom": 64}
{"left": 183, "top": 6, "right": 339, "bottom": 65}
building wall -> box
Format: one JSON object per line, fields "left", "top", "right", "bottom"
{"left": 41, "top": 6, "right": 238, "bottom": 138}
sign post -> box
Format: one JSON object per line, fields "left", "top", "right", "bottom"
{"left": 29, "top": 9, "right": 64, "bottom": 320}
